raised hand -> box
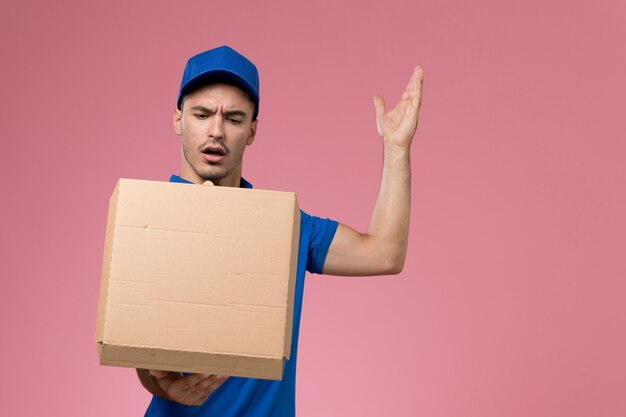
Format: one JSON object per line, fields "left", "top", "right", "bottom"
{"left": 373, "top": 66, "right": 424, "bottom": 148}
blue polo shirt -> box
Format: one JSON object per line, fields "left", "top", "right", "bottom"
{"left": 145, "top": 175, "right": 338, "bottom": 417}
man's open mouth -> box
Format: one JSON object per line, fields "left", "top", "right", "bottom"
{"left": 201, "top": 145, "right": 227, "bottom": 163}
{"left": 201, "top": 146, "right": 226, "bottom": 156}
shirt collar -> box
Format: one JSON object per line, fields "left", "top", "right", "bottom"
{"left": 169, "top": 175, "right": 253, "bottom": 189}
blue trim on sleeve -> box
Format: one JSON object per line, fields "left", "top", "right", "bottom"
{"left": 306, "top": 216, "right": 339, "bottom": 274}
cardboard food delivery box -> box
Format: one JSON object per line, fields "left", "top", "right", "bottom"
{"left": 96, "top": 179, "right": 300, "bottom": 380}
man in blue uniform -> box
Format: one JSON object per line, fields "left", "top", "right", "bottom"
{"left": 136, "top": 45, "right": 424, "bottom": 416}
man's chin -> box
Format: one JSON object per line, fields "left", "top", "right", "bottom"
{"left": 196, "top": 167, "right": 229, "bottom": 183}
{"left": 188, "top": 159, "right": 241, "bottom": 185}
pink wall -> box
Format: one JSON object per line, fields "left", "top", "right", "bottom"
{"left": 2, "top": 0, "right": 625, "bottom": 416}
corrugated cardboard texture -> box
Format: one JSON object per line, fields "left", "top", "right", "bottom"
{"left": 96, "top": 179, "right": 300, "bottom": 380}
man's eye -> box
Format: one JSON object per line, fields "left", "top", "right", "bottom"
{"left": 229, "top": 118, "right": 242, "bottom": 124}
{"left": 194, "top": 113, "right": 208, "bottom": 119}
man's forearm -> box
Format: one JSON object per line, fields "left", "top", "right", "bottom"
{"left": 366, "top": 143, "right": 411, "bottom": 273}
{"left": 321, "top": 143, "right": 412, "bottom": 276}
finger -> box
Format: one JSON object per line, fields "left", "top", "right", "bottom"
{"left": 194, "top": 375, "right": 228, "bottom": 392}
{"left": 408, "top": 66, "right": 422, "bottom": 90}
{"left": 205, "top": 376, "right": 228, "bottom": 392}
{"left": 149, "top": 370, "right": 183, "bottom": 382}
{"left": 408, "top": 67, "right": 424, "bottom": 108}
{"left": 373, "top": 96, "right": 386, "bottom": 117}
{"left": 414, "top": 65, "right": 424, "bottom": 80}
{"left": 176, "top": 373, "right": 214, "bottom": 391}
{"left": 179, "top": 376, "right": 228, "bottom": 406}
{"left": 199, "top": 376, "right": 228, "bottom": 397}
{"left": 413, "top": 66, "right": 424, "bottom": 93}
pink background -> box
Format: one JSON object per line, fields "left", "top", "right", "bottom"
{"left": 2, "top": 0, "right": 625, "bottom": 416}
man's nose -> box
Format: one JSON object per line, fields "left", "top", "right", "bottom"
{"left": 207, "top": 115, "right": 224, "bottom": 139}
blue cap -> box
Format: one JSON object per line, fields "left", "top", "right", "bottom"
{"left": 177, "top": 45, "right": 260, "bottom": 119}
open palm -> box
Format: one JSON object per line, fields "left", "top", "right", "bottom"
{"left": 374, "top": 66, "right": 424, "bottom": 147}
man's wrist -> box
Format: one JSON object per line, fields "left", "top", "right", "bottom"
{"left": 382, "top": 141, "right": 411, "bottom": 158}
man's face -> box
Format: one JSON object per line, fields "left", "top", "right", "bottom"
{"left": 174, "top": 83, "right": 257, "bottom": 186}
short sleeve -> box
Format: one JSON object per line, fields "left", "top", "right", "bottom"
{"left": 301, "top": 210, "right": 339, "bottom": 274}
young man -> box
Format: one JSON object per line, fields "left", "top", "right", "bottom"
{"left": 136, "top": 45, "right": 423, "bottom": 416}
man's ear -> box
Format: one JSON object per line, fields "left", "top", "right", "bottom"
{"left": 173, "top": 108, "right": 182, "bottom": 136}
{"left": 247, "top": 119, "right": 258, "bottom": 146}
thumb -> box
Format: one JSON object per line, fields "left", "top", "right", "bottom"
{"left": 373, "top": 96, "right": 386, "bottom": 118}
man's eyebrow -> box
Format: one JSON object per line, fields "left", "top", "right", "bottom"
{"left": 223, "top": 110, "right": 248, "bottom": 117}
{"left": 190, "top": 105, "right": 213, "bottom": 112}
{"left": 189, "top": 105, "right": 248, "bottom": 117}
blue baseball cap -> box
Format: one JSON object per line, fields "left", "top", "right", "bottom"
{"left": 177, "top": 45, "right": 260, "bottom": 119}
